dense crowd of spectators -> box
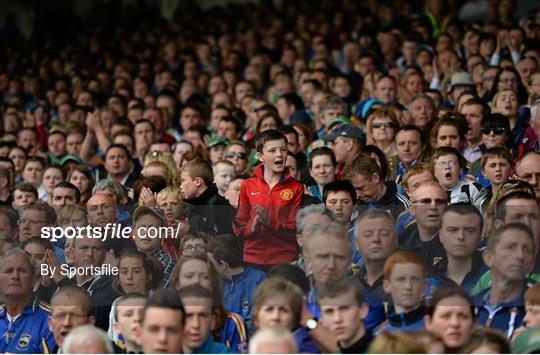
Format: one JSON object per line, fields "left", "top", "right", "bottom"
{"left": 1, "top": 0, "right": 540, "bottom": 353}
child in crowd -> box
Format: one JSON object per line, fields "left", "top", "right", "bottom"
{"left": 213, "top": 160, "right": 236, "bottom": 196}
{"left": 180, "top": 158, "right": 236, "bottom": 236}
{"left": 431, "top": 147, "right": 483, "bottom": 208}
{"left": 233, "top": 130, "right": 303, "bottom": 267}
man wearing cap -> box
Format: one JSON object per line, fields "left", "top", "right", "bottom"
{"left": 323, "top": 123, "right": 364, "bottom": 180}
{"left": 289, "top": 110, "right": 313, "bottom": 126}
{"left": 132, "top": 205, "right": 176, "bottom": 288}
{"left": 445, "top": 71, "right": 476, "bottom": 109}
{"left": 208, "top": 136, "right": 230, "bottom": 164}
{"left": 60, "top": 154, "right": 84, "bottom": 172}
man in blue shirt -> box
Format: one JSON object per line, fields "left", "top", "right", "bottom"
{"left": 207, "top": 234, "right": 265, "bottom": 321}
{"left": 474, "top": 223, "right": 536, "bottom": 338}
{"left": 0, "top": 248, "right": 55, "bottom": 353}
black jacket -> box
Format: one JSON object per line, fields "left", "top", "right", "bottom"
{"left": 398, "top": 223, "right": 445, "bottom": 268}
{"left": 356, "top": 181, "right": 410, "bottom": 220}
{"left": 339, "top": 331, "right": 374, "bottom": 354}
{"left": 184, "top": 184, "right": 236, "bottom": 236}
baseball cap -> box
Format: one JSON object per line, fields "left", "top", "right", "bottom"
{"left": 289, "top": 110, "right": 313, "bottom": 125}
{"left": 133, "top": 205, "right": 167, "bottom": 225}
{"left": 208, "top": 137, "right": 230, "bottom": 149}
{"left": 511, "top": 327, "right": 540, "bottom": 353}
{"left": 322, "top": 123, "right": 365, "bottom": 142}
{"left": 450, "top": 72, "right": 475, "bottom": 89}
{"left": 326, "top": 116, "right": 351, "bottom": 131}
{"left": 60, "top": 155, "right": 83, "bottom": 166}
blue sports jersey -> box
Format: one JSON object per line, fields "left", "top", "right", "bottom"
{"left": 221, "top": 312, "right": 248, "bottom": 354}
{"left": 474, "top": 287, "right": 528, "bottom": 338}
{"left": 0, "top": 297, "right": 56, "bottom": 354}
{"left": 223, "top": 267, "right": 266, "bottom": 321}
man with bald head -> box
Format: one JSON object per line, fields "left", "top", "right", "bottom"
{"left": 0, "top": 249, "right": 56, "bottom": 353}
{"left": 399, "top": 182, "right": 449, "bottom": 267}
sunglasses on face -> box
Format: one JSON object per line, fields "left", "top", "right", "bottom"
{"left": 372, "top": 122, "right": 395, "bottom": 129}
{"left": 226, "top": 152, "right": 247, "bottom": 159}
{"left": 481, "top": 127, "right": 506, "bottom": 135}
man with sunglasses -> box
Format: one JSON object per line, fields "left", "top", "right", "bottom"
{"left": 399, "top": 181, "right": 449, "bottom": 268}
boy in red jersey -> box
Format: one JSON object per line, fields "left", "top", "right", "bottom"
{"left": 233, "top": 129, "right": 303, "bottom": 267}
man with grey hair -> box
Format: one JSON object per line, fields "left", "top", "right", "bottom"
{"left": 0, "top": 248, "right": 56, "bottom": 353}
{"left": 319, "top": 96, "right": 349, "bottom": 130}
{"left": 303, "top": 222, "right": 386, "bottom": 333}
{"left": 62, "top": 325, "right": 114, "bottom": 353}
{"left": 523, "top": 99, "right": 540, "bottom": 153}
{"left": 407, "top": 93, "right": 436, "bottom": 130}
{"left": 92, "top": 178, "right": 134, "bottom": 226}
{"left": 294, "top": 204, "right": 335, "bottom": 273}
{"left": 514, "top": 151, "right": 540, "bottom": 202}
{"left": 249, "top": 325, "right": 298, "bottom": 354}
{"left": 354, "top": 209, "right": 398, "bottom": 302}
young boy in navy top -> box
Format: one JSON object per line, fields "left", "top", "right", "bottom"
{"left": 233, "top": 129, "right": 303, "bottom": 267}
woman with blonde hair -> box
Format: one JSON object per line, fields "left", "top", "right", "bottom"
{"left": 143, "top": 150, "right": 180, "bottom": 186}
{"left": 490, "top": 88, "right": 528, "bottom": 146}
{"left": 365, "top": 108, "right": 399, "bottom": 159}
{"left": 252, "top": 277, "right": 320, "bottom": 353}
{"left": 368, "top": 331, "right": 426, "bottom": 353}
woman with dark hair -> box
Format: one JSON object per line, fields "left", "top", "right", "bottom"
{"left": 113, "top": 249, "right": 163, "bottom": 295}
{"left": 487, "top": 66, "right": 528, "bottom": 106}
{"left": 424, "top": 286, "right": 476, "bottom": 353}
{"left": 67, "top": 165, "right": 95, "bottom": 205}
{"left": 480, "top": 113, "right": 513, "bottom": 152}
{"left": 430, "top": 114, "right": 468, "bottom": 151}
{"left": 8, "top": 146, "right": 27, "bottom": 183}
{"left": 255, "top": 112, "right": 284, "bottom": 134}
